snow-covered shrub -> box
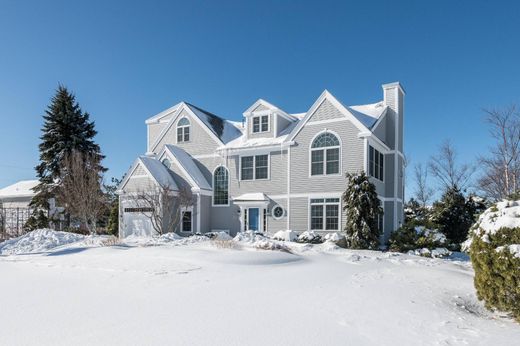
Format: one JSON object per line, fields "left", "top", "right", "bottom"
{"left": 254, "top": 240, "right": 292, "bottom": 253}
{"left": 388, "top": 223, "right": 448, "bottom": 254}
{"left": 205, "top": 231, "right": 232, "bottom": 241}
{"left": 234, "top": 231, "right": 266, "bottom": 243}
{"left": 323, "top": 232, "right": 347, "bottom": 248}
{"left": 99, "top": 236, "right": 121, "bottom": 247}
{"left": 296, "top": 231, "right": 323, "bottom": 244}
{"left": 343, "top": 172, "right": 382, "bottom": 249}
{"left": 407, "top": 247, "right": 451, "bottom": 258}
{"left": 272, "top": 230, "right": 297, "bottom": 242}
{"left": 468, "top": 201, "right": 520, "bottom": 321}
{"left": 212, "top": 239, "right": 240, "bottom": 249}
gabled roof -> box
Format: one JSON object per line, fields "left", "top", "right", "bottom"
{"left": 348, "top": 102, "right": 387, "bottom": 129}
{"left": 286, "top": 90, "right": 374, "bottom": 142}
{"left": 150, "top": 102, "right": 242, "bottom": 152}
{"left": 243, "top": 99, "right": 297, "bottom": 122}
{"left": 118, "top": 156, "right": 178, "bottom": 193}
{"left": 145, "top": 102, "right": 182, "bottom": 124}
{"left": 161, "top": 144, "right": 211, "bottom": 191}
{"left": 0, "top": 180, "right": 38, "bottom": 199}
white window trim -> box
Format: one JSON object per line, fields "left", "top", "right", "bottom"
{"left": 308, "top": 130, "right": 342, "bottom": 178}
{"left": 251, "top": 114, "right": 270, "bottom": 134}
{"left": 239, "top": 153, "right": 271, "bottom": 181}
{"left": 212, "top": 165, "right": 230, "bottom": 207}
{"left": 176, "top": 117, "right": 191, "bottom": 143}
{"left": 307, "top": 197, "right": 342, "bottom": 232}
{"left": 368, "top": 145, "right": 385, "bottom": 182}
{"left": 180, "top": 206, "right": 194, "bottom": 234}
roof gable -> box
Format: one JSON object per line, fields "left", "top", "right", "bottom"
{"left": 160, "top": 145, "right": 212, "bottom": 192}
{"left": 243, "top": 99, "right": 296, "bottom": 122}
{"left": 118, "top": 156, "right": 178, "bottom": 193}
{"left": 286, "top": 90, "right": 372, "bottom": 142}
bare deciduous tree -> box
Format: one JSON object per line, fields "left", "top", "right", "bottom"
{"left": 478, "top": 105, "right": 520, "bottom": 200}
{"left": 57, "top": 150, "right": 107, "bottom": 234}
{"left": 133, "top": 185, "right": 195, "bottom": 235}
{"left": 414, "top": 163, "right": 434, "bottom": 207}
{"left": 429, "top": 140, "right": 475, "bottom": 191}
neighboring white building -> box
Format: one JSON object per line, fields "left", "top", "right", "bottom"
{"left": 0, "top": 180, "right": 38, "bottom": 236}
{"left": 119, "top": 83, "right": 405, "bottom": 239}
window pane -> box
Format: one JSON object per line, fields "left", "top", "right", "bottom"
{"left": 255, "top": 155, "right": 268, "bottom": 179}
{"left": 178, "top": 118, "right": 190, "bottom": 126}
{"left": 310, "top": 198, "right": 324, "bottom": 204}
{"left": 325, "top": 205, "right": 339, "bottom": 230}
{"left": 311, "top": 150, "right": 324, "bottom": 175}
{"left": 325, "top": 198, "right": 340, "bottom": 203}
{"left": 182, "top": 211, "right": 192, "bottom": 232}
{"left": 379, "top": 153, "right": 384, "bottom": 181}
{"left": 326, "top": 148, "right": 339, "bottom": 174}
{"left": 261, "top": 115, "right": 269, "bottom": 132}
{"left": 177, "top": 128, "right": 183, "bottom": 142}
{"left": 252, "top": 117, "right": 260, "bottom": 133}
{"left": 241, "top": 157, "right": 254, "bottom": 180}
{"left": 311, "top": 133, "right": 340, "bottom": 148}
{"left": 311, "top": 205, "right": 323, "bottom": 230}
{"left": 369, "top": 147, "right": 374, "bottom": 176}
{"left": 184, "top": 127, "right": 190, "bottom": 142}
{"left": 213, "top": 167, "right": 229, "bottom": 205}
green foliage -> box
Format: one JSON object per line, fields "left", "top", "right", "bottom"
{"left": 431, "top": 187, "right": 477, "bottom": 246}
{"left": 470, "top": 226, "right": 520, "bottom": 321}
{"left": 31, "top": 85, "right": 106, "bottom": 209}
{"left": 388, "top": 221, "right": 448, "bottom": 252}
{"left": 343, "top": 172, "right": 382, "bottom": 250}
{"left": 404, "top": 198, "right": 430, "bottom": 224}
{"left": 107, "top": 200, "right": 119, "bottom": 236}
{"left": 24, "top": 210, "right": 49, "bottom": 231}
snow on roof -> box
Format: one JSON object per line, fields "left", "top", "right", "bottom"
{"left": 164, "top": 145, "right": 211, "bottom": 191}
{"left": 139, "top": 156, "right": 178, "bottom": 190}
{"left": 347, "top": 101, "right": 387, "bottom": 129}
{"left": 219, "top": 133, "right": 289, "bottom": 151}
{"left": 185, "top": 103, "right": 242, "bottom": 144}
{"left": 0, "top": 180, "right": 38, "bottom": 199}
{"left": 233, "top": 193, "right": 268, "bottom": 202}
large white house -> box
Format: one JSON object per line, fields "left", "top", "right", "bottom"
{"left": 118, "top": 82, "right": 405, "bottom": 240}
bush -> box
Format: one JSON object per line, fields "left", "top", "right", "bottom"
{"left": 469, "top": 211, "right": 520, "bottom": 321}
{"left": 388, "top": 222, "right": 448, "bottom": 253}
{"left": 296, "top": 231, "right": 323, "bottom": 244}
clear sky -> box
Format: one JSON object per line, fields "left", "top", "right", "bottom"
{"left": 0, "top": 0, "right": 519, "bottom": 198}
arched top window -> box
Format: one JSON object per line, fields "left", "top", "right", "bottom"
{"left": 213, "top": 166, "right": 229, "bottom": 206}
{"left": 162, "top": 158, "right": 171, "bottom": 169}
{"left": 177, "top": 117, "right": 190, "bottom": 142}
{"left": 310, "top": 132, "right": 340, "bottom": 176}
{"left": 311, "top": 132, "right": 340, "bottom": 148}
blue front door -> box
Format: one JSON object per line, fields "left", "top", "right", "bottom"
{"left": 248, "top": 208, "right": 259, "bottom": 231}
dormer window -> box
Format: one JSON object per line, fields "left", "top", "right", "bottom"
{"left": 177, "top": 117, "right": 190, "bottom": 143}
{"left": 252, "top": 115, "right": 269, "bottom": 133}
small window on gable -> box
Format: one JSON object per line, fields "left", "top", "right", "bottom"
{"left": 177, "top": 117, "right": 190, "bottom": 143}
{"left": 369, "top": 146, "right": 384, "bottom": 181}
{"left": 252, "top": 115, "right": 269, "bottom": 133}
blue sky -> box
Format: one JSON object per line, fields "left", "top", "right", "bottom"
{"left": 0, "top": 0, "right": 519, "bottom": 198}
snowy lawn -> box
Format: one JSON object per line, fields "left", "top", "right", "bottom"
{"left": 0, "top": 232, "right": 519, "bottom": 345}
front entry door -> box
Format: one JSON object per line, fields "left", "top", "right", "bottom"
{"left": 248, "top": 208, "right": 259, "bottom": 231}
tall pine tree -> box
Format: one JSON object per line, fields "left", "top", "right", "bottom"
{"left": 30, "top": 85, "right": 105, "bottom": 211}
{"left": 343, "top": 172, "right": 383, "bottom": 249}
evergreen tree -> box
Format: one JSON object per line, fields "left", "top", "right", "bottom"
{"left": 107, "top": 201, "right": 119, "bottom": 236}
{"left": 404, "top": 198, "right": 430, "bottom": 224}
{"left": 431, "top": 187, "right": 475, "bottom": 245}
{"left": 31, "top": 85, "right": 105, "bottom": 209}
{"left": 343, "top": 172, "right": 383, "bottom": 249}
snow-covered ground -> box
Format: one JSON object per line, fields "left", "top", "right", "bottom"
{"left": 0, "top": 231, "right": 519, "bottom": 345}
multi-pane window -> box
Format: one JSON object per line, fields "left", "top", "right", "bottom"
{"left": 177, "top": 117, "right": 190, "bottom": 142}
{"left": 213, "top": 166, "right": 229, "bottom": 205}
{"left": 369, "top": 146, "right": 384, "bottom": 181}
{"left": 311, "top": 133, "right": 340, "bottom": 176}
{"left": 310, "top": 198, "right": 340, "bottom": 231}
{"left": 241, "top": 155, "right": 268, "bottom": 180}
{"left": 252, "top": 115, "right": 269, "bottom": 133}
{"left": 181, "top": 210, "right": 192, "bottom": 233}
